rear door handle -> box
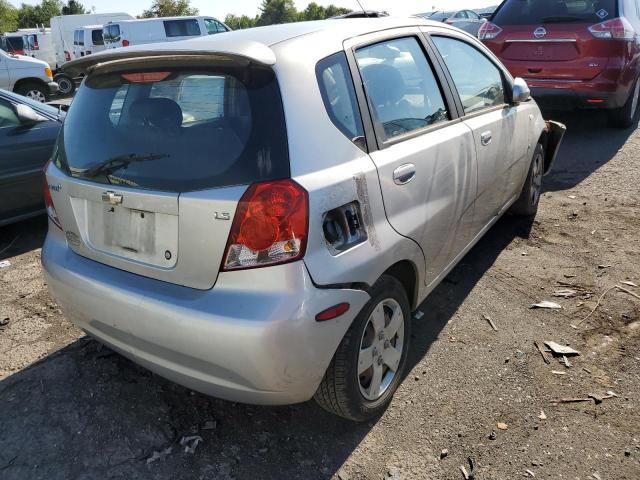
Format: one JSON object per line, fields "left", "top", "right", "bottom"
{"left": 393, "top": 163, "right": 416, "bottom": 185}
{"left": 480, "top": 131, "right": 493, "bottom": 146}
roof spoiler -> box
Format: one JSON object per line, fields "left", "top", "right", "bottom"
{"left": 61, "top": 40, "right": 276, "bottom": 77}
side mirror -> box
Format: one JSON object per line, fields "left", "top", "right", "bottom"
{"left": 13, "top": 103, "right": 48, "bottom": 125}
{"left": 512, "top": 77, "right": 531, "bottom": 104}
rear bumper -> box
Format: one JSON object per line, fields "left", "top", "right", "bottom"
{"left": 41, "top": 225, "right": 370, "bottom": 405}
{"left": 528, "top": 84, "right": 627, "bottom": 110}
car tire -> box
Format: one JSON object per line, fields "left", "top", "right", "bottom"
{"left": 314, "top": 275, "right": 411, "bottom": 422}
{"left": 54, "top": 73, "right": 75, "bottom": 97}
{"left": 609, "top": 77, "right": 640, "bottom": 129}
{"left": 15, "top": 82, "right": 49, "bottom": 103}
{"left": 510, "top": 143, "right": 544, "bottom": 217}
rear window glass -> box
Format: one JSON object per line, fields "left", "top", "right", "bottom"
{"left": 164, "top": 19, "right": 201, "bottom": 37}
{"left": 92, "top": 29, "right": 104, "bottom": 46}
{"left": 57, "top": 67, "right": 289, "bottom": 192}
{"left": 103, "top": 25, "right": 120, "bottom": 43}
{"left": 5, "top": 36, "right": 24, "bottom": 51}
{"left": 493, "top": 0, "right": 618, "bottom": 25}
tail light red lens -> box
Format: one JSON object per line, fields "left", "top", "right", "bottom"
{"left": 64, "top": 50, "right": 71, "bottom": 61}
{"left": 589, "top": 17, "right": 635, "bottom": 40}
{"left": 222, "top": 179, "right": 308, "bottom": 271}
{"left": 33, "top": 37, "right": 39, "bottom": 50}
{"left": 478, "top": 21, "right": 503, "bottom": 40}
{"left": 122, "top": 39, "right": 130, "bottom": 47}
{"left": 42, "top": 163, "right": 62, "bottom": 230}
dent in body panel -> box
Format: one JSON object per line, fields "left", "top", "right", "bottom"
{"left": 353, "top": 172, "right": 380, "bottom": 251}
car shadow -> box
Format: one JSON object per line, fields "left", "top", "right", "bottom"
{"left": 541, "top": 108, "right": 638, "bottom": 192}
{"left": 0, "top": 216, "right": 47, "bottom": 261}
{"left": 0, "top": 214, "right": 532, "bottom": 480}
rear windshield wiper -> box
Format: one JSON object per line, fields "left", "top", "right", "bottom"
{"left": 541, "top": 15, "right": 584, "bottom": 23}
{"left": 81, "top": 153, "right": 169, "bottom": 179}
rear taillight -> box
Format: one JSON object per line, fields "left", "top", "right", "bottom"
{"left": 64, "top": 50, "right": 71, "bottom": 61}
{"left": 33, "top": 37, "right": 39, "bottom": 50}
{"left": 589, "top": 17, "right": 635, "bottom": 40}
{"left": 222, "top": 179, "right": 308, "bottom": 271}
{"left": 122, "top": 39, "right": 130, "bottom": 47}
{"left": 42, "top": 162, "right": 62, "bottom": 230}
{"left": 478, "top": 22, "right": 503, "bottom": 40}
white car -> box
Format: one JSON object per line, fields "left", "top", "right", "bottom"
{"left": 103, "top": 16, "right": 229, "bottom": 49}
{"left": 0, "top": 49, "right": 58, "bottom": 102}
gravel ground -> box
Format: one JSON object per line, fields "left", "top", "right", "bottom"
{"left": 0, "top": 110, "right": 638, "bottom": 480}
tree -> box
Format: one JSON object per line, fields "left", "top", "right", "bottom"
{"left": 257, "top": 0, "right": 297, "bottom": 26}
{"left": 17, "top": 0, "right": 62, "bottom": 28}
{"left": 141, "top": 0, "right": 198, "bottom": 18}
{"left": 224, "top": 14, "right": 258, "bottom": 30}
{"left": 62, "top": 0, "right": 87, "bottom": 15}
{"left": 0, "top": 0, "right": 18, "bottom": 32}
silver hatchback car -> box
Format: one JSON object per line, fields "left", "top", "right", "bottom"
{"left": 43, "top": 18, "right": 564, "bottom": 421}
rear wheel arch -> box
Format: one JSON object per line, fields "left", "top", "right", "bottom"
{"left": 381, "top": 260, "right": 419, "bottom": 311}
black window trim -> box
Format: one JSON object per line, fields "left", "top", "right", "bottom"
{"left": 345, "top": 28, "right": 462, "bottom": 151}
{"left": 423, "top": 28, "right": 514, "bottom": 120}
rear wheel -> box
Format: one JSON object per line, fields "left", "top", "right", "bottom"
{"left": 609, "top": 78, "right": 640, "bottom": 129}
{"left": 510, "top": 143, "right": 544, "bottom": 217}
{"left": 15, "top": 82, "right": 48, "bottom": 103}
{"left": 314, "top": 275, "right": 411, "bottom": 421}
{"left": 54, "top": 73, "right": 75, "bottom": 97}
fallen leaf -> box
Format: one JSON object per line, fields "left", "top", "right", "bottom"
{"left": 497, "top": 422, "right": 508, "bottom": 430}
{"left": 530, "top": 301, "right": 562, "bottom": 310}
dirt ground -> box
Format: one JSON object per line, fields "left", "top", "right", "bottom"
{"left": 0, "top": 110, "right": 638, "bottom": 480}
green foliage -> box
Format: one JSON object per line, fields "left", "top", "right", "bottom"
{"left": 141, "top": 0, "right": 198, "bottom": 19}
{"left": 226, "top": 0, "right": 352, "bottom": 30}
{"left": 17, "top": 0, "right": 62, "bottom": 28}
{"left": 62, "top": 0, "right": 87, "bottom": 15}
{"left": 0, "top": 0, "right": 18, "bottom": 32}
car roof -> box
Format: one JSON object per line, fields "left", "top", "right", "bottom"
{"left": 109, "top": 15, "right": 214, "bottom": 24}
{"left": 64, "top": 17, "right": 457, "bottom": 75}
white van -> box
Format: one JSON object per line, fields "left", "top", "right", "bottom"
{"left": 103, "top": 16, "right": 229, "bottom": 49}
{"left": 50, "top": 13, "right": 133, "bottom": 68}
{"left": 72, "top": 25, "right": 106, "bottom": 59}
{"left": 23, "top": 28, "right": 56, "bottom": 69}
{"left": 0, "top": 48, "right": 57, "bottom": 101}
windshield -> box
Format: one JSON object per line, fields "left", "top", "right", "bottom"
{"left": 56, "top": 67, "right": 289, "bottom": 192}
{"left": 493, "top": 0, "right": 618, "bottom": 25}
{"left": 5, "top": 36, "right": 24, "bottom": 52}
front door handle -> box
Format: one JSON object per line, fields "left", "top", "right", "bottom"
{"left": 480, "top": 131, "right": 493, "bottom": 146}
{"left": 393, "top": 163, "right": 416, "bottom": 185}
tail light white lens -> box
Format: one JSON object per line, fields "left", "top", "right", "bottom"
{"left": 223, "top": 179, "right": 308, "bottom": 271}
{"left": 43, "top": 162, "right": 62, "bottom": 230}
{"left": 589, "top": 17, "right": 635, "bottom": 40}
{"left": 478, "top": 21, "right": 503, "bottom": 40}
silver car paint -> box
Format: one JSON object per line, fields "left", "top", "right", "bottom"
{"left": 44, "top": 18, "right": 548, "bottom": 404}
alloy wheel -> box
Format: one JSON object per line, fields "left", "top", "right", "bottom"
{"left": 530, "top": 151, "right": 543, "bottom": 207}
{"left": 26, "top": 89, "right": 46, "bottom": 103}
{"left": 357, "top": 298, "right": 405, "bottom": 401}
{"left": 631, "top": 80, "right": 640, "bottom": 121}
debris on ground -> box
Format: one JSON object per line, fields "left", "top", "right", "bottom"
{"left": 563, "top": 355, "right": 573, "bottom": 368}
{"left": 482, "top": 313, "right": 498, "bottom": 331}
{"left": 497, "top": 422, "right": 508, "bottom": 430}
{"left": 440, "top": 448, "right": 449, "bottom": 460}
{"left": 201, "top": 420, "right": 217, "bottom": 430}
{"left": 146, "top": 447, "right": 172, "bottom": 465}
{"left": 534, "top": 341, "right": 551, "bottom": 364}
{"left": 526, "top": 469, "right": 536, "bottom": 477}
{"left": 0, "top": 260, "right": 11, "bottom": 268}
{"left": 553, "top": 289, "right": 577, "bottom": 298}
{"left": 574, "top": 284, "right": 640, "bottom": 328}
{"left": 0, "top": 317, "right": 9, "bottom": 327}
{"left": 552, "top": 392, "right": 618, "bottom": 405}
{"left": 593, "top": 473, "right": 602, "bottom": 480}
{"left": 621, "top": 280, "right": 638, "bottom": 287}
{"left": 459, "top": 465, "right": 470, "bottom": 479}
{"left": 544, "top": 341, "right": 581, "bottom": 356}
{"left": 530, "top": 301, "right": 562, "bottom": 309}
{"left": 180, "top": 435, "right": 203, "bottom": 454}
{"left": 551, "top": 370, "right": 567, "bottom": 375}
{"left": 488, "top": 431, "right": 497, "bottom": 441}
{"left": 538, "top": 410, "right": 547, "bottom": 420}
{"left": 598, "top": 265, "right": 612, "bottom": 269}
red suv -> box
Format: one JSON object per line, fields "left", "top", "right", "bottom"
{"left": 480, "top": 0, "right": 640, "bottom": 128}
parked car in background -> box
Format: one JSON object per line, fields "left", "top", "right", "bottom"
{"left": 46, "top": 18, "right": 563, "bottom": 421}
{"left": 418, "top": 11, "right": 454, "bottom": 22}
{"left": 103, "top": 16, "right": 230, "bottom": 50}
{"left": 417, "top": 10, "right": 487, "bottom": 36}
{"left": 0, "top": 89, "right": 63, "bottom": 227}
{"left": 333, "top": 10, "right": 389, "bottom": 18}
{"left": 480, "top": 0, "right": 640, "bottom": 128}
{"left": 72, "top": 25, "right": 106, "bottom": 59}
{"left": 1, "top": 30, "right": 32, "bottom": 55}
{"left": 0, "top": 48, "right": 58, "bottom": 101}
{"left": 23, "top": 28, "right": 56, "bottom": 68}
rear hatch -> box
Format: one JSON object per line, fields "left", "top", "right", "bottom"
{"left": 49, "top": 58, "right": 289, "bottom": 289}
{"left": 487, "top": 0, "right": 622, "bottom": 82}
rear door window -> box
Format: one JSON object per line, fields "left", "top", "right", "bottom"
{"left": 355, "top": 36, "right": 450, "bottom": 141}
{"left": 204, "top": 18, "right": 227, "bottom": 34}
{"left": 432, "top": 36, "right": 506, "bottom": 115}
{"left": 493, "top": 0, "right": 618, "bottom": 25}
{"left": 57, "top": 67, "right": 289, "bottom": 193}
{"left": 316, "top": 52, "right": 365, "bottom": 148}
{"left": 163, "top": 19, "right": 201, "bottom": 37}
